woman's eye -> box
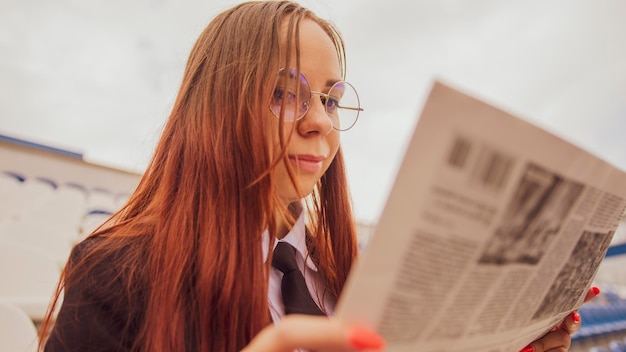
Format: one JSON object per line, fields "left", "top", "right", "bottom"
{"left": 326, "top": 97, "right": 340, "bottom": 113}
{"left": 273, "top": 87, "right": 285, "bottom": 100}
{"left": 273, "top": 87, "right": 298, "bottom": 103}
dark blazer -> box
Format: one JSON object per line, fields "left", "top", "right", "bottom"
{"left": 45, "top": 237, "right": 145, "bottom": 352}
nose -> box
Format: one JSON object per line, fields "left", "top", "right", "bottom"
{"left": 297, "top": 96, "right": 334, "bottom": 136}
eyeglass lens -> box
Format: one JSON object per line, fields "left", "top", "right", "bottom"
{"left": 270, "top": 68, "right": 361, "bottom": 131}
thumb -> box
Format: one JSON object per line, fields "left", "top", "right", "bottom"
{"left": 243, "top": 315, "right": 385, "bottom": 352}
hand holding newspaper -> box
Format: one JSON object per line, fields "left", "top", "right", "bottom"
{"left": 334, "top": 81, "right": 626, "bottom": 351}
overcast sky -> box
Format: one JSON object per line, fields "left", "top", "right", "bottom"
{"left": 1, "top": 0, "right": 625, "bottom": 223}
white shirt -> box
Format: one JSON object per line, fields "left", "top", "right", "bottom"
{"left": 262, "top": 210, "right": 335, "bottom": 322}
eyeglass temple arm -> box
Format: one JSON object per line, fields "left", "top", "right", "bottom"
{"left": 338, "top": 105, "right": 364, "bottom": 112}
{"left": 312, "top": 91, "right": 364, "bottom": 112}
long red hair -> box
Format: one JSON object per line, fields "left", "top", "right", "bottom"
{"left": 39, "top": 1, "right": 358, "bottom": 351}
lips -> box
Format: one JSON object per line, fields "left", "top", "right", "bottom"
{"left": 288, "top": 154, "right": 325, "bottom": 173}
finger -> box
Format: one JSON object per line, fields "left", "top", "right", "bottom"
{"left": 242, "top": 315, "right": 385, "bottom": 352}
{"left": 583, "top": 286, "right": 600, "bottom": 303}
{"left": 244, "top": 316, "right": 348, "bottom": 352}
{"left": 522, "top": 328, "right": 570, "bottom": 352}
{"left": 560, "top": 311, "right": 582, "bottom": 336}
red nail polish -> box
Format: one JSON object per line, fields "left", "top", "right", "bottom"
{"left": 592, "top": 286, "right": 600, "bottom": 295}
{"left": 348, "top": 326, "right": 386, "bottom": 350}
{"left": 519, "top": 345, "right": 534, "bottom": 352}
{"left": 573, "top": 311, "right": 581, "bottom": 324}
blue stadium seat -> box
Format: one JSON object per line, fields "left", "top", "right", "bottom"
{"left": 589, "top": 347, "right": 610, "bottom": 352}
{"left": 0, "top": 301, "right": 38, "bottom": 352}
{"left": 0, "top": 177, "right": 86, "bottom": 266}
{"left": 0, "top": 171, "right": 26, "bottom": 227}
{"left": 0, "top": 242, "right": 61, "bottom": 322}
{"left": 608, "top": 339, "right": 626, "bottom": 352}
{"left": 573, "top": 299, "right": 626, "bottom": 342}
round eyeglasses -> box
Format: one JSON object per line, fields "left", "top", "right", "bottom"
{"left": 269, "top": 67, "right": 363, "bottom": 131}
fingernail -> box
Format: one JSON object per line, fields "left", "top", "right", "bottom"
{"left": 592, "top": 286, "right": 600, "bottom": 295}
{"left": 347, "top": 326, "right": 386, "bottom": 350}
{"left": 573, "top": 311, "right": 581, "bottom": 324}
{"left": 519, "top": 345, "right": 534, "bottom": 352}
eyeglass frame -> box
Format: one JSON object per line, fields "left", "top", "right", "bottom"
{"left": 269, "top": 67, "right": 364, "bottom": 131}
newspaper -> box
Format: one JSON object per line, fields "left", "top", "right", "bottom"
{"left": 334, "top": 81, "right": 626, "bottom": 351}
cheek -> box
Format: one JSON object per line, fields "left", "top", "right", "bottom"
{"left": 268, "top": 119, "right": 296, "bottom": 158}
{"left": 325, "top": 133, "right": 341, "bottom": 168}
{"left": 329, "top": 132, "right": 340, "bottom": 157}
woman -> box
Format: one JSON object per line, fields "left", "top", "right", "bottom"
{"left": 39, "top": 1, "right": 595, "bottom": 351}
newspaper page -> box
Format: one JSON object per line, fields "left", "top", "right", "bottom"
{"left": 334, "top": 81, "right": 626, "bottom": 352}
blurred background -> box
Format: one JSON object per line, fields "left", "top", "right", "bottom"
{"left": 1, "top": 1, "right": 625, "bottom": 351}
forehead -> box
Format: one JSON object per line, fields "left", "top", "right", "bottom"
{"left": 280, "top": 18, "right": 342, "bottom": 83}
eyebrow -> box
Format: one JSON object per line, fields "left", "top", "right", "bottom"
{"left": 324, "top": 79, "right": 341, "bottom": 88}
{"left": 310, "top": 79, "right": 341, "bottom": 92}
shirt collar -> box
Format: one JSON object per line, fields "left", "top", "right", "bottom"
{"left": 262, "top": 206, "right": 318, "bottom": 272}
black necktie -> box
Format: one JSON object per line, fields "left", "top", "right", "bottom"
{"left": 272, "top": 241, "right": 325, "bottom": 316}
